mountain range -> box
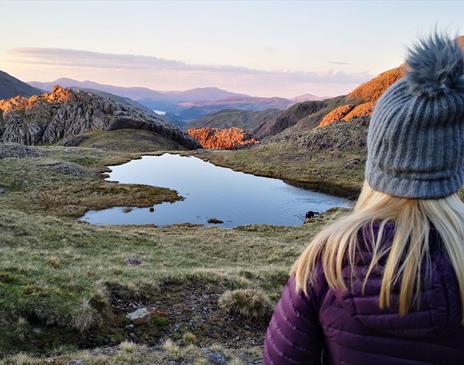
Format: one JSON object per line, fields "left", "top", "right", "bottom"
{"left": 29, "top": 78, "right": 322, "bottom": 122}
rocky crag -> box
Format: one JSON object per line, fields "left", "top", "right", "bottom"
{"left": 0, "top": 86, "right": 199, "bottom": 149}
{"left": 187, "top": 127, "right": 258, "bottom": 149}
{"left": 319, "top": 66, "right": 405, "bottom": 127}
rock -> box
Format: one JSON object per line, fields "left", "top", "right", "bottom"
{"left": 208, "top": 352, "right": 226, "bottom": 365}
{"left": 207, "top": 218, "right": 224, "bottom": 224}
{"left": 149, "top": 207, "right": 155, "bottom": 212}
{"left": 0, "top": 143, "right": 40, "bottom": 159}
{"left": 0, "top": 188, "right": 5, "bottom": 194}
{"left": 0, "top": 86, "right": 200, "bottom": 149}
{"left": 187, "top": 127, "right": 258, "bottom": 149}
{"left": 46, "top": 161, "right": 84, "bottom": 176}
{"left": 123, "top": 257, "right": 143, "bottom": 266}
{"left": 126, "top": 308, "right": 151, "bottom": 323}
{"left": 319, "top": 66, "right": 405, "bottom": 128}
{"left": 305, "top": 211, "right": 319, "bottom": 219}
{"left": 122, "top": 207, "right": 133, "bottom": 213}
{"left": 69, "top": 361, "right": 85, "bottom": 365}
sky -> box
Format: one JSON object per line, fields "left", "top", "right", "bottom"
{"left": 1, "top": 0, "right": 463, "bottom": 98}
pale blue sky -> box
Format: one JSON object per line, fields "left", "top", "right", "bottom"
{"left": 1, "top": 0, "right": 463, "bottom": 97}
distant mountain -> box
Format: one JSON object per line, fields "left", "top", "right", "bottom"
{"left": 291, "top": 93, "right": 323, "bottom": 103}
{"left": 30, "top": 79, "right": 246, "bottom": 112}
{"left": 163, "top": 87, "right": 247, "bottom": 102}
{"left": 175, "top": 96, "right": 293, "bottom": 121}
{"left": 29, "top": 78, "right": 321, "bottom": 122}
{"left": 0, "top": 86, "right": 199, "bottom": 149}
{"left": 0, "top": 70, "right": 41, "bottom": 99}
{"left": 186, "top": 109, "right": 279, "bottom": 130}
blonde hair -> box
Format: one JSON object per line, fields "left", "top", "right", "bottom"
{"left": 292, "top": 180, "right": 464, "bottom": 322}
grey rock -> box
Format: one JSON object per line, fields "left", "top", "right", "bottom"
{"left": 126, "top": 308, "right": 151, "bottom": 323}
{"left": 0, "top": 188, "right": 5, "bottom": 194}
{"left": 45, "top": 161, "right": 85, "bottom": 176}
{"left": 124, "top": 257, "right": 143, "bottom": 266}
{"left": 208, "top": 352, "right": 226, "bottom": 365}
{"left": 0, "top": 143, "right": 41, "bottom": 159}
{"left": 0, "top": 86, "right": 200, "bottom": 149}
{"left": 69, "top": 361, "right": 85, "bottom": 365}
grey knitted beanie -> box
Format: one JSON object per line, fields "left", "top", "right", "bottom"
{"left": 366, "top": 33, "right": 464, "bottom": 198}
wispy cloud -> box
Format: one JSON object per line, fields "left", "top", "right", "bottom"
{"left": 329, "top": 60, "right": 351, "bottom": 65}
{"left": 9, "top": 47, "right": 369, "bottom": 85}
{"left": 3, "top": 47, "right": 373, "bottom": 97}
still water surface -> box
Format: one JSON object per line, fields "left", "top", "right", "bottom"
{"left": 81, "top": 154, "right": 351, "bottom": 227}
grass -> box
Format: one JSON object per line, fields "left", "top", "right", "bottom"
{"left": 218, "top": 289, "right": 273, "bottom": 320}
{"left": 0, "top": 144, "right": 339, "bottom": 362}
{"left": 71, "top": 129, "right": 188, "bottom": 152}
{"left": 0, "top": 146, "right": 180, "bottom": 217}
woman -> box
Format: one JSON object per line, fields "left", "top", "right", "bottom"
{"left": 264, "top": 33, "right": 464, "bottom": 365}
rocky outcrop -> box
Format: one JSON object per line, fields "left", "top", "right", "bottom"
{"left": 298, "top": 121, "right": 368, "bottom": 152}
{"left": 319, "top": 104, "right": 355, "bottom": 127}
{"left": 319, "top": 102, "right": 375, "bottom": 127}
{"left": 318, "top": 66, "right": 405, "bottom": 127}
{"left": 0, "top": 86, "right": 200, "bottom": 149}
{"left": 187, "top": 127, "right": 258, "bottom": 149}
{"left": 348, "top": 66, "right": 405, "bottom": 103}
{"left": 0, "top": 142, "right": 41, "bottom": 159}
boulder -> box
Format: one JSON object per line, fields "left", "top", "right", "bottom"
{"left": 126, "top": 308, "right": 151, "bottom": 324}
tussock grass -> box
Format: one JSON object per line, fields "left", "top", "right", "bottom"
{"left": 219, "top": 289, "right": 273, "bottom": 320}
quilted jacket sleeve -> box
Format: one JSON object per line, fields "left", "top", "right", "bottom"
{"left": 263, "top": 275, "right": 325, "bottom": 365}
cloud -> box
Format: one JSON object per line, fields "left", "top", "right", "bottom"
{"left": 9, "top": 47, "right": 369, "bottom": 85}
{"left": 329, "top": 60, "right": 351, "bottom": 65}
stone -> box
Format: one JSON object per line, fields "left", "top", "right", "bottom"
{"left": 305, "top": 211, "right": 319, "bottom": 219}
{"left": 69, "top": 361, "right": 85, "bottom": 365}
{"left": 207, "top": 218, "right": 224, "bottom": 224}
{"left": 124, "top": 257, "right": 143, "bottom": 266}
{"left": 126, "top": 308, "right": 151, "bottom": 323}
{"left": 208, "top": 352, "right": 226, "bottom": 365}
{"left": 0, "top": 188, "right": 5, "bottom": 194}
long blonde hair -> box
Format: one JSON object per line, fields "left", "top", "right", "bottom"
{"left": 292, "top": 180, "right": 464, "bottom": 322}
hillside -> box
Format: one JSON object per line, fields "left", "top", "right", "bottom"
{"left": 253, "top": 100, "right": 329, "bottom": 139}
{"left": 319, "top": 66, "right": 404, "bottom": 127}
{"left": 0, "top": 70, "right": 42, "bottom": 99}
{"left": 186, "top": 108, "right": 279, "bottom": 130}
{"left": 0, "top": 86, "right": 199, "bottom": 149}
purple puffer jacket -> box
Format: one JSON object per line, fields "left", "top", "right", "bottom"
{"left": 264, "top": 224, "right": 464, "bottom": 365}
